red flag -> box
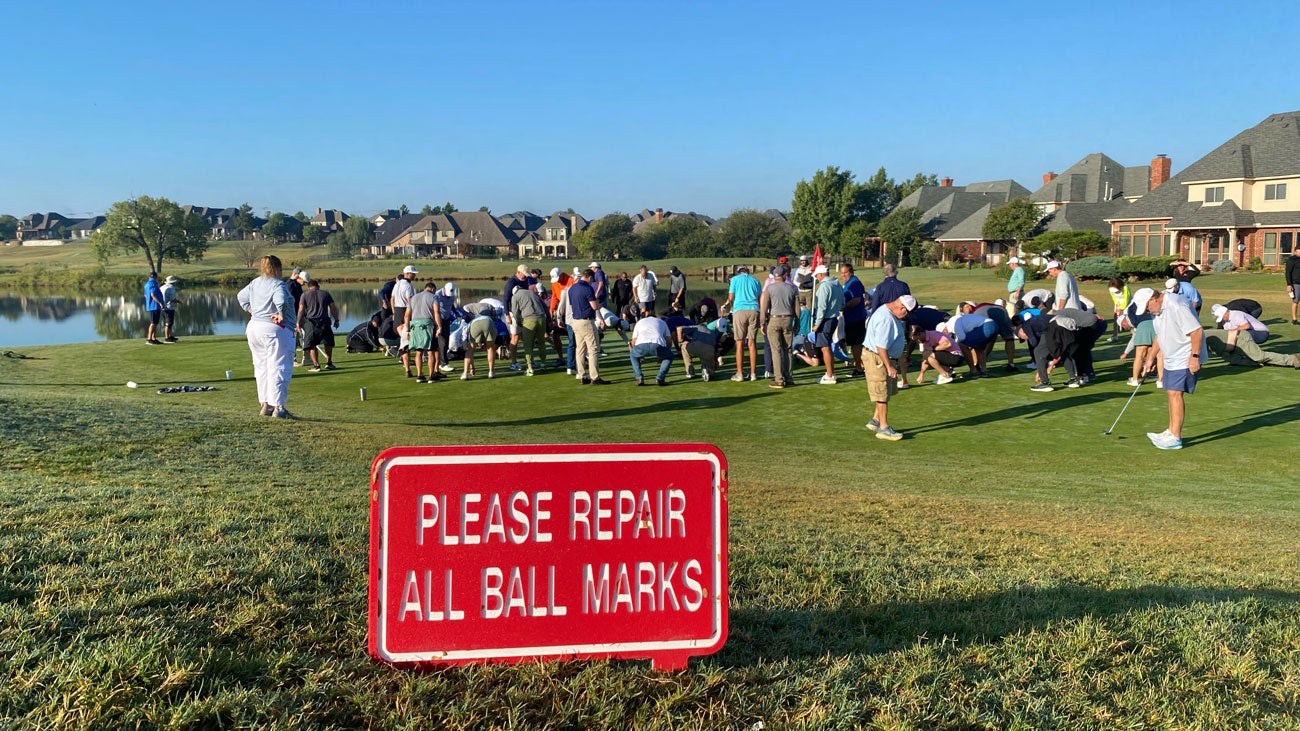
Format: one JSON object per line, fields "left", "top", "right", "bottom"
{"left": 811, "top": 244, "right": 824, "bottom": 271}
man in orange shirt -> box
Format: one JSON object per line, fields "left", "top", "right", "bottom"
{"left": 548, "top": 267, "right": 573, "bottom": 367}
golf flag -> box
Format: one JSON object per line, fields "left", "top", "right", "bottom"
{"left": 811, "top": 244, "right": 824, "bottom": 272}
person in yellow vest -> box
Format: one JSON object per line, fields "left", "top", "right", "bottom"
{"left": 1106, "top": 277, "right": 1130, "bottom": 343}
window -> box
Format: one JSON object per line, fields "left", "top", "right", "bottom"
{"left": 1204, "top": 186, "right": 1225, "bottom": 203}
{"left": 1119, "top": 225, "right": 1132, "bottom": 233}
{"left": 1284, "top": 232, "right": 1294, "bottom": 255}
{"left": 1149, "top": 223, "right": 1163, "bottom": 233}
{"left": 1118, "top": 236, "right": 1131, "bottom": 256}
{"left": 1265, "top": 183, "right": 1288, "bottom": 200}
{"left": 1264, "top": 232, "right": 1277, "bottom": 266}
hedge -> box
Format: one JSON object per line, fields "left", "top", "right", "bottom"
{"left": 1065, "top": 256, "right": 1118, "bottom": 280}
{"left": 1115, "top": 255, "right": 1177, "bottom": 278}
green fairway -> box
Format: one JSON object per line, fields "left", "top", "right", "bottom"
{"left": 2, "top": 269, "right": 1299, "bottom": 728}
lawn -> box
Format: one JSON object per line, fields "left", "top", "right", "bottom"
{"left": 2, "top": 269, "right": 1298, "bottom": 728}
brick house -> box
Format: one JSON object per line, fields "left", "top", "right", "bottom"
{"left": 901, "top": 179, "right": 1031, "bottom": 264}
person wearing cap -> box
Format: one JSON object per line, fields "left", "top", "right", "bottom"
{"left": 863, "top": 294, "right": 917, "bottom": 441}
{"left": 160, "top": 274, "right": 181, "bottom": 342}
{"left": 759, "top": 265, "right": 800, "bottom": 388}
{"left": 723, "top": 265, "right": 763, "bottom": 382}
{"left": 667, "top": 265, "right": 687, "bottom": 312}
{"left": 792, "top": 255, "right": 815, "bottom": 310}
{"left": 298, "top": 277, "right": 341, "bottom": 372}
{"left": 1165, "top": 276, "right": 1202, "bottom": 313}
{"left": 143, "top": 271, "right": 165, "bottom": 345}
{"left": 870, "top": 264, "right": 911, "bottom": 317}
{"left": 1117, "top": 299, "right": 1160, "bottom": 387}
{"left": 434, "top": 282, "right": 460, "bottom": 371}
{"left": 1212, "top": 303, "right": 1269, "bottom": 344}
{"left": 810, "top": 264, "right": 844, "bottom": 384}
{"left": 611, "top": 271, "right": 633, "bottom": 317}
{"left": 502, "top": 264, "right": 535, "bottom": 371}
{"left": 632, "top": 265, "right": 658, "bottom": 316}
{"left": 909, "top": 324, "right": 960, "bottom": 385}
{"left": 392, "top": 265, "right": 418, "bottom": 377}
{"left": 838, "top": 263, "right": 868, "bottom": 379}
{"left": 1132, "top": 287, "right": 1207, "bottom": 450}
{"left": 1205, "top": 307, "right": 1299, "bottom": 368}
{"left": 566, "top": 269, "right": 609, "bottom": 384}
{"left": 1044, "top": 260, "right": 1080, "bottom": 312}
{"left": 289, "top": 270, "right": 313, "bottom": 365}
{"left": 1005, "top": 256, "right": 1025, "bottom": 316}
{"left": 588, "top": 262, "right": 608, "bottom": 308}
{"left": 944, "top": 310, "right": 998, "bottom": 378}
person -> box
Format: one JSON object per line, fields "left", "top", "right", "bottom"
{"left": 667, "top": 265, "right": 687, "bottom": 312}
{"left": 910, "top": 326, "right": 960, "bottom": 385}
{"left": 1044, "top": 260, "right": 1079, "bottom": 311}
{"left": 288, "top": 269, "right": 308, "bottom": 365}
{"left": 460, "top": 308, "right": 499, "bottom": 380}
{"left": 1133, "top": 287, "right": 1207, "bottom": 450}
{"left": 838, "top": 263, "right": 868, "bottom": 378}
{"left": 567, "top": 268, "right": 609, "bottom": 384}
{"left": 160, "top": 275, "right": 180, "bottom": 342}
{"left": 863, "top": 294, "right": 917, "bottom": 441}
{"left": 143, "top": 272, "right": 165, "bottom": 345}
{"left": 973, "top": 302, "right": 1020, "bottom": 372}
{"left": 792, "top": 255, "right": 815, "bottom": 310}
{"left": 1026, "top": 315, "right": 1079, "bottom": 392}
{"left": 723, "top": 265, "right": 763, "bottom": 382}
{"left": 612, "top": 271, "right": 633, "bottom": 318}
{"left": 628, "top": 311, "right": 674, "bottom": 386}
{"left": 405, "top": 281, "right": 441, "bottom": 382}
{"left": 943, "top": 310, "right": 998, "bottom": 377}
{"left": 1169, "top": 259, "right": 1201, "bottom": 283}
{"left": 1287, "top": 249, "right": 1300, "bottom": 324}
{"left": 589, "top": 262, "right": 608, "bottom": 308}
{"left": 502, "top": 264, "right": 534, "bottom": 371}
{"left": 379, "top": 275, "right": 397, "bottom": 318}
{"left": 1212, "top": 302, "right": 1269, "bottom": 345}
{"left": 547, "top": 268, "right": 572, "bottom": 366}
{"left": 1118, "top": 301, "right": 1161, "bottom": 387}
{"left": 809, "top": 264, "right": 844, "bottom": 384}
{"left": 510, "top": 281, "right": 549, "bottom": 376}
{"left": 632, "top": 265, "right": 658, "bottom": 315}
{"left": 760, "top": 266, "right": 800, "bottom": 388}
{"left": 1206, "top": 331, "right": 1300, "bottom": 369}
{"left": 1020, "top": 287, "right": 1054, "bottom": 312}
{"left": 1005, "top": 256, "right": 1025, "bottom": 317}
{"left": 871, "top": 263, "right": 911, "bottom": 316}
{"left": 1166, "top": 277, "right": 1202, "bottom": 313}
{"left": 1106, "top": 278, "right": 1130, "bottom": 342}
{"left": 434, "top": 282, "right": 459, "bottom": 372}
{"left": 1050, "top": 307, "right": 1105, "bottom": 384}
{"left": 392, "top": 265, "right": 418, "bottom": 376}
{"left": 237, "top": 255, "right": 297, "bottom": 419}
{"left": 297, "top": 277, "right": 341, "bottom": 372}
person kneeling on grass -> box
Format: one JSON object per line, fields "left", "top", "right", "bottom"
{"left": 910, "top": 325, "right": 961, "bottom": 385}
{"left": 1205, "top": 303, "right": 1300, "bottom": 369}
{"left": 628, "top": 312, "right": 674, "bottom": 386}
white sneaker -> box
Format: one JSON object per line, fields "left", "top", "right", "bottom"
{"left": 1156, "top": 380, "right": 1163, "bottom": 389}
{"left": 439, "top": 364, "right": 454, "bottom": 373}
{"left": 460, "top": 373, "right": 470, "bottom": 381}
{"left": 1126, "top": 377, "right": 1141, "bottom": 387}
{"left": 896, "top": 379, "right": 909, "bottom": 389}
{"left": 702, "top": 370, "right": 711, "bottom": 382}
{"left": 935, "top": 374, "right": 954, "bottom": 385}
{"left": 1146, "top": 429, "right": 1172, "bottom": 444}
{"left": 575, "top": 373, "right": 583, "bottom": 381}
{"left": 818, "top": 375, "right": 837, "bottom": 385}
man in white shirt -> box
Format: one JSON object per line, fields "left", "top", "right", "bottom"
{"left": 1044, "top": 260, "right": 1079, "bottom": 311}
{"left": 631, "top": 265, "right": 658, "bottom": 316}
{"left": 391, "top": 265, "right": 418, "bottom": 377}
{"left": 627, "top": 313, "right": 673, "bottom": 386}
{"left": 1133, "top": 287, "right": 1207, "bottom": 450}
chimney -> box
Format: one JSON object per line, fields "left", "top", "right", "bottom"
{"left": 316, "top": 207, "right": 322, "bottom": 216}
{"left": 655, "top": 207, "right": 663, "bottom": 223}
{"left": 1043, "top": 172, "right": 1058, "bottom": 186}
{"left": 1150, "top": 154, "right": 1171, "bottom": 190}
{"left": 940, "top": 177, "right": 953, "bottom": 187}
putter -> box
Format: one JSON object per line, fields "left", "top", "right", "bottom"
{"left": 1102, "top": 374, "right": 1146, "bottom": 435}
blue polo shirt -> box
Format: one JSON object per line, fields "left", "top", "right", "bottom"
{"left": 841, "top": 275, "right": 867, "bottom": 323}
{"left": 864, "top": 304, "right": 905, "bottom": 357}
{"left": 871, "top": 276, "right": 910, "bottom": 313}
{"left": 728, "top": 273, "right": 761, "bottom": 311}
{"left": 569, "top": 280, "right": 597, "bottom": 320}
{"left": 144, "top": 278, "right": 162, "bottom": 311}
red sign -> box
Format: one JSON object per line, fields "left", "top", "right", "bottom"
{"left": 369, "top": 443, "right": 728, "bottom": 671}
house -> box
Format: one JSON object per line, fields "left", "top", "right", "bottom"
{"left": 368, "top": 213, "right": 425, "bottom": 256}
{"left": 517, "top": 211, "right": 586, "bottom": 258}
{"left": 68, "top": 216, "right": 106, "bottom": 239}
{"left": 1026, "top": 153, "right": 1165, "bottom": 242}
{"left": 497, "top": 211, "right": 545, "bottom": 234}
{"left": 897, "top": 179, "right": 1031, "bottom": 264}
{"left": 630, "top": 207, "right": 717, "bottom": 234}
{"left": 371, "top": 209, "right": 405, "bottom": 226}
{"left": 310, "top": 207, "right": 351, "bottom": 234}
{"left": 1105, "top": 110, "right": 1300, "bottom": 267}
{"left": 383, "top": 211, "right": 519, "bottom": 258}
{"left": 17, "top": 212, "right": 74, "bottom": 242}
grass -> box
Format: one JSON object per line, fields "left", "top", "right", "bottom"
{"left": 2, "top": 269, "right": 1299, "bottom": 728}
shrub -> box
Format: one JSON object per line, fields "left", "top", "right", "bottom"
{"left": 1065, "top": 256, "right": 1118, "bottom": 280}
{"left": 1116, "top": 255, "right": 1177, "bottom": 278}
{"left": 1248, "top": 257, "right": 1264, "bottom": 271}
{"left": 1211, "top": 258, "right": 1236, "bottom": 273}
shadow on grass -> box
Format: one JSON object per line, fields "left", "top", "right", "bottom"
{"left": 722, "top": 583, "right": 1300, "bottom": 665}
{"left": 1182, "top": 402, "right": 1300, "bottom": 446}
{"left": 905, "top": 391, "right": 1130, "bottom": 436}
{"left": 447, "top": 393, "right": 779, "bottom": 428}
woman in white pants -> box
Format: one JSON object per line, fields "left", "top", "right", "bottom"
{"left": 237, "top": 255, "right": 297, "bottom": 418}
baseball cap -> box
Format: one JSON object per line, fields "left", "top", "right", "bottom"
{"left": 1131, "top": 287, "right": 1157, "bottom": 314}
{"left": 299, "top": 271, "right": 310, "bottom": 282}
{"left": 402, "top": 265, "right": 418, "bottom": 275}
{"left": 799, "top": 254, "right": 809, "bottom": 261}
{"left": 1211, "top": 303, "right": 1227, "bottom": 319}
{"left": 773, "top": 265, "right": 788, "bottom": 277}
{"left": 589, "top": 261, "right": 601, "bottom": 268}
{"left": 1043, "top": 260, "right": 1061, "bottom": 271}
{"left": 1007, "top": 256, "right": 1020, "bottom": 264}
{"left": 813, "top": 264, "right": 828, "bottom": 275}
{"left": 961, "top": 300, "right": 977, "bottom": 309}
{"left": 778, "top": 256, "right": 789, "bottom": 263}
{"left": 549, "top": 267, "right": 562, "bottom": 282}
{"left": 899, "top": 294, "right": 918, "bottom": 312}
{"left": 1164, "top": 277, "right": 1179, "bottom": 293}
{"left": 516, "top": 264, "right": 530, "bottom": 275}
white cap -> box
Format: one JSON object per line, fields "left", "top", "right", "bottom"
{"left": 1044, "top": 260, "right": 1061, "bottom": 271}
{"left": 898, "top": 294, "right": 918, "bottom": 312}
{"left": 1131, "top": 287, "right": 1157, "bottom": 314}
{"left": 1007, "top": 256, "right": 1020, "bottom": 264}
{"left": 799, "top": 254, "right": 809, "bottom": 261}
{"left": 813, "top": 264, "right": 829, "bottom": 275}
{"left": 402, "top": 265, "right": 418, "bottom": 275}
{"left": 573, "top": 267, "right": 581, "bottom": 276}
{"left": 1211, "top": 303, "right": 1227, "bottom": 319}
{"left": 936, "top": 318, "right": 953, "bottom": 333}
{"left": 442, "top": 282, "right": 456, "bottom": 296}
{"left": 299, "top": 271, "right": 310, "bottom": 282}
{"left": 549, "top": 267, "right": 561, "bottom": 282}
{"left": 589, "top": 261, "right": 601, "bottom": 268}
{"left": 1164, "top": 277, "right": 1179, "bottom": 293}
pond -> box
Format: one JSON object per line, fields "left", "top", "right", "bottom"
{"left": 1, "top": 280, "right": 730, "bottom": 348}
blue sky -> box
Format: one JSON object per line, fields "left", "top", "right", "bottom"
{"left": 4, "top": 0, "right": 1298, "bottom": 220}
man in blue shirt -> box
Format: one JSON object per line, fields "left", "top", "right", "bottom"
{"left": 589, "top": 262, "right": 608, "bottom": 307}
{"left": 568, "top": 269, "right": 609, "bottom": 384}
{"left": 722, "top": 266, "right": 762, "bottom": 382}
{"left": 810, "top": 265, "right": 844, "bottom": 384}
{"left": 864, "top": 294, "right": 917, "bottom": 441}
{"left": 838, "top": 263, "right": 868, "bottom": 378}
{"left": 143, "top": 272, "right": 165, "bottom": 345}
{"left": 871, "top": 263, "right": 910, "bottom": 315}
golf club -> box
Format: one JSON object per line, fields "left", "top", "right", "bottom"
{"left": 1102, "top": 374, "right": 1146, "bottom": 435}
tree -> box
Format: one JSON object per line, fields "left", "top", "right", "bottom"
{"left": 231, "top": 238, "right": 264, "bottom": 268}
{"left": 232, "top": 203, "right": 256, "bottom": 239}
{"left": 789, "top": 165, "right": 875, "bottom": 255}
{"left": 293, "top": 211, "right": 310, "bottom": 223}
{"left": 0, "top": 214, "right": 17, "bottom": 241}
{"left": 90, "top": 195, "right": 209, "bottom": 274}
{"left": 715, "top": 209, "right": 789, "bottom": 258}
{"left": 327, "top": 231, "right": 352, "bottom": 258}
{"left": 399, "top": 204, "right": 409, "bottom": 216}
{"left": 1031, "top": 230, "right": 1111, "bottom": 260}
{"left": 440, "top": 202, "right": 458, "bottom": 215}
{"left": 343, "top": 216, "right": 375, "bottom": 247}
{"left": 894, "top": 172, "right": 939, "bottom": 204}
{"left": 876, "top": 206, "right": 925, "bottom": 267}
{"left": 571, "top": 214, "right": 635, "bottom": 259}
{"left": 981, "top": 198, "right": 1043, "bottom": 246}
{"left": 639, "top": 216, "right": 718, "bottom": 259}
{"left": 301, "top": 224, "right": 326, "bottom": 246}
{"left": 478, "top": 205, "right": 491, "bottom": 213}
{"left": 262, "top": 213, "right": 290, "bottom": 243}
{"left": 420, "top": 204, "right": 435, "bottom": 216}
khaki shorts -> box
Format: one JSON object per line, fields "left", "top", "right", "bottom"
{"left": 732, "top": 310, "right": 759, "bottom": 342}
{"left": 863, "top": 350, "right": 897, "bottom": 403}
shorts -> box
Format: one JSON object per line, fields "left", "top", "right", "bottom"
{"left": 409, "top": 318, "right": 435, "bottom": 351}
{"left": 302, "top": 318, "right": 335, "bottom": 350}
{"left": 843, "top": 320, "right": 866, "bottom": 347}
{"left": 1163, "top": 367, "right": 1197, "bottom": 394}
{"left": 468, "top": 318, "right": 495, "bottom": 345}
{"left": 934, "top": 350, "right": 964, "bottom": 368}
{"left": 149, "top": 309, "right": 161, "bottom": 325}
{"left": 732, "top": 310, "right": 759, "bottom": 342}
{"left": 392, "top": 308, "right": 407, "bottom": 330}
{"left": 812, "top": 317, "right": 838, "bottom": 349}
{"left": 863, "top": 350, "right": 897, "bottom": 403}
{"left": 1132, "top": 319, "right": 1155, "bottom": 347}
{"left": 1291, "top": 286, "right": 1300, "bottom": 304}
{"left": 507, "top": 321, "right": 519, "bottom": 336}
{"left": 162, "top": 309, "right": 175, "bottom": 327}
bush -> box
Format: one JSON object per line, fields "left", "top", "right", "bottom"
{"left": 1065, "top": 256, "right": 1118, "bottom": 280}
{"left": 1248, "top": 257, "right": 1264, "bottom": 271}
{"left": 1116, "top": 255, "right": 1177, "bottom": 278}
{"left": 1210, "top": 258, "right": 1236, "bottom": 273}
